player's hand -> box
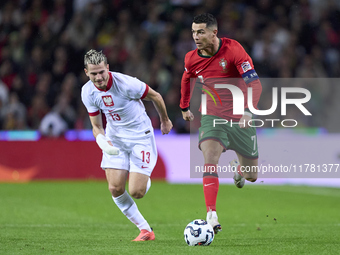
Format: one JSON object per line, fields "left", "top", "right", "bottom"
{"left": 161, "top": 119, "right": 173, "bottom": 135}
{"left": 96, "top": 134, "right": 120, "bottom": 155}
{"left": 239, "top": 114, "right": 252, "bottom": 129}
{"left": 182, "top": 110, "right": 194, "bottom": 121}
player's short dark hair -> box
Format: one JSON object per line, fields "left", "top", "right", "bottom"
{"left": 193, "top": 13, "right": 217, "bottom": 29}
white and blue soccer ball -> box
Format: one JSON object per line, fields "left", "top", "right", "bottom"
{"left": 184, "top": 219, "right": 214, "bottom": 246}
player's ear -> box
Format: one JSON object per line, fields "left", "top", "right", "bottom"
{"left": 84, "top": 68, "right": 89, "bottom": 76}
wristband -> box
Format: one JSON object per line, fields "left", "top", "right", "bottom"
{"left": 96, "top": 134, "right": 119, "bottom": 155}
{"left": 243, "top": 111, "right": 252, "bottom": 117}
{"left": 244, "top": 108, "right": 252, "bottom": 117}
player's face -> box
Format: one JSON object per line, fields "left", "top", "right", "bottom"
{"left": 192, "top": 23, "right": 215, "bottom": 51}
{"left": 85, "top": 61, "right": 109, "bottom": 90}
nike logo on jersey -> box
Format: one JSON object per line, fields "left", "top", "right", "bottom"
{"left": 204, "top": 183, "right": 215, "bottom": 187}
{"left": 108, "top": 109, "right": 114, "bottom": 112}
{"left": 195, "top": 69, "right": 203, "bottom": 74}
{"left": 141, "top": 166, "right": 148, "bottom": 169}
{"left": 251, "top": 150, "right": 258, "bottom": 156}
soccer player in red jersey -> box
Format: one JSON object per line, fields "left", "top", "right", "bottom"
{"left": 180, "top": 13, "right": 262, "bottom": 233}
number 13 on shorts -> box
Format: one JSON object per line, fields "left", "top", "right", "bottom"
{"left": 141, "top": 150, "right": 150, "bottom": 164}
{"left": 131, "top": 137, "right": 158, "bottom": 174}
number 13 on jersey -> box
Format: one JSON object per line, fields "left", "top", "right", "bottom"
{"left": 109, "top": 113, "right": 121, "bottom": 121}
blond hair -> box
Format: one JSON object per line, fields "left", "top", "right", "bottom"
{"left": 84, "top": 49, "right": 107, "bottom": 68}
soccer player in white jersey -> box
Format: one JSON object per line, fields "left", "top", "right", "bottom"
{"left": 81, "top": 49, "right": 173, "bottom": 241}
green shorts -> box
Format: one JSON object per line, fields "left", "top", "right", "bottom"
{"left": 198, "top": 115, "right": 259, "bottom": 159}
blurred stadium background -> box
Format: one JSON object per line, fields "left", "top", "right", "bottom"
{"left": 0, "top": 0, "right": 340, "bottom": 184}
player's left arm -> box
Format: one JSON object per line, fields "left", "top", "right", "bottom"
{"left": 239, "top": 78, "right": 262, "bottom": 129}
{"left": 233, "top": 41, "right": 263, "bottom": 128}
{"left": 143, "top": 86, "right": 173, "bottom": 135}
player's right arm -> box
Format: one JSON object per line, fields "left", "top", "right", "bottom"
{"left": 89, "top": 113, "right": 105, "bottom": 138}
{"left": 81, "top": 84, "right": 119, "bottom": 155}
{"left": 89, "top": 113, "right": 119, "bottom": 155}
{"left": 180, "top": 55, "right": 194, "bottom": 122}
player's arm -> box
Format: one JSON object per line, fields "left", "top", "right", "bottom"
{"left": 247, "top": 79, "right": 262, "bottom": 109}
{"left": 239, "top": 71, "right": 262, "bottom": 128}
{"left": 143, "top": 86, "right": 173, "bottom": 135}
{"left": 233, "top": 41, "right": 262, "bottom": 128}
{"left": 89, "top": 113, "right": 105, "bottom": 138}
{"left": 89, "top": 113, "right": 119, "bottom": 155}
{"left": 180, "top": 64, "right": 194, "bottom": 121}
{"left": 239, "top": 78, "right": 262, "bottom": 129}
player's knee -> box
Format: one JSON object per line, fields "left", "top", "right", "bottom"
{"left": 129, "top": 186, "right": 146, "bottom": 199}
{"left": 130, "top": 189, "right": 145, "bottom": 199}
{"left": 108, "top": 184, "right": 125, "bottom": 197}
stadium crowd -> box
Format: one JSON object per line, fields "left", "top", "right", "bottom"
{"left": 0, "top": 0, "right": 340, "bottom": 136}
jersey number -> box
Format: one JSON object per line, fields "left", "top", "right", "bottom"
{"left": 109, "top": 113, "right": 121, "bottom": 121}
{"left": 141, "top": 150, "right": 150, "bottom": 164}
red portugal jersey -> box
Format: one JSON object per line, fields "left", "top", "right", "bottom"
{"left": 180, "top": 38, "right": 262, "bottom": 121}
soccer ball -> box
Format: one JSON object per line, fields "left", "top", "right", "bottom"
{"left": 184, "top": 219, "right": 214, "bottom": 246}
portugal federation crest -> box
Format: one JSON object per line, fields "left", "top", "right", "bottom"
{"left": 219, "top": 58, "right": 228, "bottom": 73}
{"left": 102, "top": 95, "right": 114, "bottom": 107}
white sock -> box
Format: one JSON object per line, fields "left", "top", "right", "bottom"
{"left": 211, "top": 211, "right": 218, "bottom": 218}
{"left": 112, "top": 191, "right": 152, "bottom": 232}
{"left": 145, "top": 178, "right": 151, "bottom": 195}
{"left": 207, "top": 210, "right": 218, "bottom": 218}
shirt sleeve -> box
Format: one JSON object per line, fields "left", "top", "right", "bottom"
{"left": 233, "top": 41, "right": 259, "bottom": 83}
{"left": 232, "top": 40, "right": 262, "bottom": 109}
{"left": 246, "top": 79, "right": 262, "bottom": 110}
{"left": 180, "top": 54, "right": 196, "bottom": 110}
{"left": 81, "top": 86, "right": 100, "bottom": 116}
{"left": 119, "top": 74, "right": 147, "bottom": 100}
{"left": 140, "top": 84, "right": 149, "bottom": 99}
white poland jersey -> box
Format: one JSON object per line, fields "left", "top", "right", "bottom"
{"left": 81, "top": 71, "right": 153, "bottom": 139}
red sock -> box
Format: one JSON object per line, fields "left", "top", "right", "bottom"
{"left": 237, "top": 165, "right": 244, "bottom": 176}
{"left": 203, "top": 164, "right": 219, "bottom": 212}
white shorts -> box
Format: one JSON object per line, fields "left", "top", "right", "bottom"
{"left": 100, "top": 133, "right": 157, "bottom": 177}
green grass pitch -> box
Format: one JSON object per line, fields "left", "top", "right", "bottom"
{"left": 0, "top": 181, "right": 339, "bottom": 254}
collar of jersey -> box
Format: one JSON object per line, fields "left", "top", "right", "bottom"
{"left": 95, "top": 72, "right": 113, "bottom": 92}
{"left": 197, "top": 38, "right": 222, "bottom": 58}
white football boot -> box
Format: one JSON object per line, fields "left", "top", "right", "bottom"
{"left": 230, "top": 159, "right": 245, "bottom": 188}
{"left": 206, "top": 210, "right": 222, "bottom": 234}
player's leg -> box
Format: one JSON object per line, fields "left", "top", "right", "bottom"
{"left": 127, "top": 172, "right": 154, "bottom": 241}
{"left": 105, "top": 168, "right": 128, "bottom": 197}
{"left": 199, "top": 115, "right": 229, "bottom": 234}
{"left": 227, "top": 124, "right": 258, "bottom": 188}
{"left": 128, "top": 172, "right": 151, "bottom": 199}
{"left": 127, "top": 135, "right": 157, "bottom": 241}
{"left": 236, "top": 152, "right": 258, "bottom": 182}
{"left": 100, "top": 138, "right": 154, "bottom": 241}
{"left": 200, "top": 139, "right": 223, "bottom": 234}
{"left": 200, "top": 139, "right": 223, "bottom": 212}
{"left": 230, "top": 153, "right": 258, "bottom": 188}
{"left": 106, "top": 168, "right": 154, "bottom": 241}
